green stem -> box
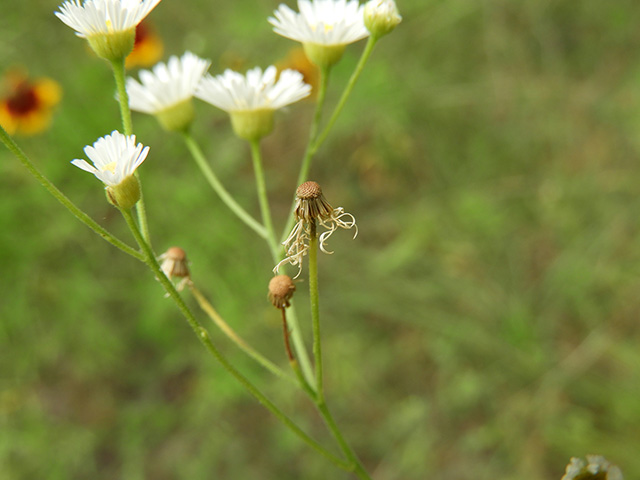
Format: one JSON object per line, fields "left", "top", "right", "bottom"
{"left": 308, "top": 221, "right": 324, "bottom": 403}
{"left": 0, "top": 125, "right": 143, "bottom": 261}
{"left": 249, "top": 139, "right": 280, "bottom": 262}
{"left": 111, "top": 58, "right": 151, "bottom": 245}
{"left": 314, "top": 36, "right": 378, "bottom": 150}
{"left": 189, "top": 282, "right": 294, "bottom": 383}
{"left": 119, "top": 208, "right": 349, "bottom": 471}
{"left": 280, "top": 65, "right": 332, "bottom": 243}
{"left": 181, "top": 132, "right": 267, "bottom": 239}
{"left": 286, "top": 302, "right": 316, "bottom": 389}
{"left": 317, "top": 402, "right": 372, "bottom": 480}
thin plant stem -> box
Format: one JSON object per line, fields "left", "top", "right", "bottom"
{"left": 286, "top": 302, "right": 316, "bottom": 389}
{"left": 249, "top": 139, "right": 280, "bottom": 261}
{"left": 314, "top": 36, "right": 378, "bottom": 150}
{"left": 181, "top": 131, "right": 267, "bottom": 239}
{"left": 0, "top": 125, "right": 143, "bottom": 261}
{"left": 306, "top": 222, "right": 371, "bottom": 479}
{"left": 316, "top": 402, "right": 372, "bottom": 480}
{"left": 280, "top": 39, "right": 378, "bottom": 243}
{"left": 281, "top": 65, "right": 332, "bottom": 243}
{"left": 111, "top": 57, "right": 151, "bottom": 245}
{"left": 282, "top": 308, "right": 317, "bottom": 399}
{"left": 189, "top": 282, "right": 294, "bottom": 383}
{"left": 119, "top": 208, "right": 350, "bottom": 472}
{"left": 308, "top": 221, "right": 324, "bottom": 402}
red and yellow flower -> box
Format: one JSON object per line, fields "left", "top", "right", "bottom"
{"left": 0, "top": 71, "right": 61, "bottom": 136}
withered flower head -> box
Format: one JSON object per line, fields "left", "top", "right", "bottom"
{"left": 275, "top": 181, "right": 357, "bottom": 277}
{"left": 268, "top": 275, "right": 296, "bottom": 309}
{"left": 159, "top": 246, "right": 191, "bottom": 291}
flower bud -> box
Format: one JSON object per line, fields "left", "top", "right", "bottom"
{"left": 364, "top": 0, "right": 402, "bottom": 38}
{"left": 561, "top": 455, "right": 623, "bottom": 480}
{"left": 268, "top": 275, "right": 296, "bottom": 309}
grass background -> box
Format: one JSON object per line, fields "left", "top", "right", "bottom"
{"left": 2, "top": 0, "right": 640, "bottom": 478}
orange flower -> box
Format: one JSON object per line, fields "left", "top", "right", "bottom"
{"left": 0, "top": 71, "right": 61, "bottom": 136}
{"left": 125, "top": 21, "right": 164, "bottom": 69}
{"left": 276, "top": 47, "right": 319, "bottom": 98}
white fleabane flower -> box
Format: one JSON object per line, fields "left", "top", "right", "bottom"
{"left": 55, "top": 0, "right": 162, "bottom": 61}
{"left": 71, "top": 130, "right": 149, "bottom": 208}
{"left": 363, "top": 0, "right": 401, "bottom": 38}
{"left": 126, "top": 51, "right": 211, "bottom": 131}
{"left": 268, "top": 0, "right": 369, "bottom": 67}
{"left": 196, "top": 66, "right": 311, "bottom": 141}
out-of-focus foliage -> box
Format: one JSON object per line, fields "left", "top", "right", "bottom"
{"left": 1, "top": 0, "right": 639, "bottom": 479}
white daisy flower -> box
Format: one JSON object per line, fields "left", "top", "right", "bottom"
{"left": 55, "top": 0, "right": 162, "bottom": 60}
{"left": 126, "top": 51, "right": 211, "bottom": 131}
{"left": 195, "top": 66, "right": 311, "bottom": 140}
{"left": 268, "top": 0, "right": 369, "bottom": 67}
{"left": 71, "top": 130, "right": 149, "bottom": 208}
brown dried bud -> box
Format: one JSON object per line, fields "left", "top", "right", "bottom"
{"left": 160, "top": 247, "right": 190, "bottom": 280}
{"left": 294, "top": 181, "right": 333, "bottom": 222}
{"left": 268, "top": 275, "right": 296, "bottom": 309}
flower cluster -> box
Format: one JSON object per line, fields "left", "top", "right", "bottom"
{"left": 275, "top": 181, "right": 357, "bottom": 277}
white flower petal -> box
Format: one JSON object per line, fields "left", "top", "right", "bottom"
{"left": 269, "top": 0, "right": 369, "bottom": 46}
{"left": 56, "top": 0, "right": 162, "bottom": 38}
{"left": 195, "top": 66, "right": 311, "bottom": 112}
{"left": 125, "top": 51, "right": 211, "bottom": 113}
{"left": 71, "top": 130, "right": 148, "bottom": 186}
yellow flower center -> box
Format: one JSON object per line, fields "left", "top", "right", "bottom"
{"left": 102, "top": 161, "right": 117, "bottom": 173}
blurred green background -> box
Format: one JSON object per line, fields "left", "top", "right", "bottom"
{"left": 2, "top": 0, "right": 640, "bottom": 479}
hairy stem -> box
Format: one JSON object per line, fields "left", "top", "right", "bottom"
{"left": 120, "top": 208, "right": 349, "bottom": 471}
{"left": 249, "top": 139, "right": 280, "bottom": 261}
{"left": 189, "top": 282, "right": 293, "bottom": 383}
{"left": 0, "top": 125, "right": 143, "bottom": 261}
{"left": 111, "top": 58, "right": 150, "bottom": 245}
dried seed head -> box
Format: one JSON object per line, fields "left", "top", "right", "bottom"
{"left": 160, "top": 246, "right": 190, "bottom": 283}
{"left": 296, "top": 180, "right": 322, "bottom": 199}
{"left": 268, "top": 275, "right": 296, "bottom": 308}
{"left": 295, "top": 181, "right": 333, "bottom": 222}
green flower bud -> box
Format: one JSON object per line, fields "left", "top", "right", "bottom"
{"left": 364, "top": 0, "right": 402, "bottom": 38}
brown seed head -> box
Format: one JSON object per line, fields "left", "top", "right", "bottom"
{"left": 295, "top": 181, "right": 333, "bottom": 222}
{"left": 268, "top": 275, "right": 296, "bottom": 309}
{"left": 296, "top": 181, "right": 323, "bottom": 200}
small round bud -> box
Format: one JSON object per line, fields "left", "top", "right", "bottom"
{"left": 160, "top": 247, "right": 190, "bottom": 279}
{"left": 364, "top": 0, "right": 402, "bottom": 38}
{"left": 268, "top": 275, "right": 296, "bottom": 309}
{"left": 295, "top": 181, "right": 333, "bottom": 222}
